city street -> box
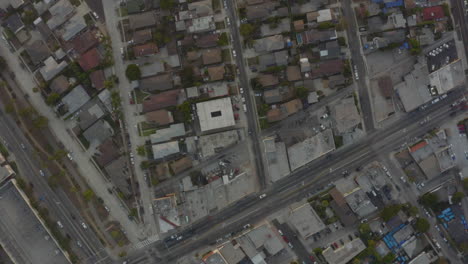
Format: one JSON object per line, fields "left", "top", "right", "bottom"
{"left": 101, "top": 0, "right": 160, "bottom": 238}
{"left": 0, "top": 104, "right": 110, "bottom": 264}
{"left": 342, "top": 0, "right": 375, "bottom": 132}
{"left": 0, "top": 27, "right": 142, "bottom": 242}
{"left": 126, "top": 88, "right": 466, "bottom": 263}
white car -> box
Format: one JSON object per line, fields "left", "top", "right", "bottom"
{"left": 67, "top": 152, "right": 73, "bottom": 161}
{"left": 400, "top": 176, "right": 406, "bottom": 183}
{"left": 81, "top": 222, "right": 88, "bottom": 229}
{"left": 104, "top": 206, "right": 110, "bottom": 212}
{"left": 278, "top": 229, "right": 283, "bottom": 235}
{"left": 39, "top": 170, "right": 45, "bottom": 177}
{"left": 77, "top": 241, "right": 82, "bottom": 248}
{"left": 57, "top": 221, "right": 63, "bottom": 229}
{"left": 240, "top": 87, "right": 244, "bottom": 94}
{"left": 92, "top": 12, "right": 99, "bottom": 19}
{"left": 232, "top": 50, "right": 236, "bottom": 57}
{"left": 288, "top": 242, "right": 294, "bottom": 248}
{"left": 259, "top": 193, "right": 267, "bottom": 199}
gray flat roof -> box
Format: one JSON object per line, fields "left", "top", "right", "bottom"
{"left": 322, "top": 238, "right": 366, "bottom": 264}
{"left": 288, "top": 203, "right": 326, "bottom": 239}
{"left": 196, "top": 97, "right": 235, "bottom": 132}
{"left": 149, "top": 123, "right": 185, "bottom": 144}
{"left": 0, "top": 180, "right": 70, "bottom": 264}
{"left": 62, "top": 85, "right": 90, "bottom": 114}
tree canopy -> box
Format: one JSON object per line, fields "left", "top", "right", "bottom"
{"left": 414, "top": 218, "right": 430, "bottom": 233}
{"left": 125, "top": 64, "right": 141, "bottom": 81}
{"left": 239, "top": 24, "right": 254, "bottom": 38}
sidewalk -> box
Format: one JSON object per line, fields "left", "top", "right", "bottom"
{"left": 0, "top": 33, "right": 143, "bottom": 244}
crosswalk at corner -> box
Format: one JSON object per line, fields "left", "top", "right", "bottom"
{"left": 133, "top": 235, "right": 159, "bottom": 249}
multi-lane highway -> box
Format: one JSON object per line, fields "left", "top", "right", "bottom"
{"left": 125, "top": 87, "right": 466, "bottom": 263}
{"left": 0, "top": 103, "right": 110, "bottom": 264}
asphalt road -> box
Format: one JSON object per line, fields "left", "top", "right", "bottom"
{"left": 342, "top": 0, "right": 375, "bottom": 132}
{"left": 451, "top": 0, "right": 468, "bottom": 63}
{"left": 0, "top": 105, "right": 110, "bottom": 264}
{"left": 126, "top": 87, "right": 465, "bottom": 263}
{"left": 272, "top": 220, "right": 314, "bottom": 264}
{"left": 225, "top": 0, "right": 267, "bottom": 189}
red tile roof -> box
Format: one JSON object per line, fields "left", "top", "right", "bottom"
{"left": 409, "top": 141, "right": 428, "bottom": 153}
{"left": 68, "top": 30, "right": 99, "bottom": 54}
{"left": 133, "top": 42, "right": 158, "bottom": 57}
{"left": 142, "top": 89, "right": 183, "bottom": 113}
{"left": 78, "top": 48, "right": 101, "bottom": 71}
{"left": 90, "top": 70, "right": 105, "bottom": 90}
{"left": 423, "top": 6, "right": 444, "bottom": 21}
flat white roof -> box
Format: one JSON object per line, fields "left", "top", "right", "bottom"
{"left": 196, "top": 97, "right": 235, "bottom": 132}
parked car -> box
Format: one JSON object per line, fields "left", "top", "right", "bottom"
{"left": 57, "top": 221, "right": 63, "bottom": 229}
{"left": 259, "top": 193, "right": 266, "bottom": 199}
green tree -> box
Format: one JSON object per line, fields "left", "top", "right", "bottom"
{"left": 321, "top": 200, "right": 329, "bottom": 208}
{"left": 317, "top": 21, "right": 335, "bottom": 30}
{"left": 160, "top": 0, "right": 175, "bottom": 10}
{"left": 239, "top": 23, "right": 254, "bottom": 38}
{"left": 140, "top": 161, "right": 150, "bottom": 169}
{"left": 420, "top": 193, "right": 438, "bottom": 209}
{"left": 83, "top": 189, "right": 95, "bottom": 201}
{"left": 338, "top": 36, "right": 347, "bottom": 46}
{"left": 295, "top": 86, "right": 309, "bottom": 99}
{"left": 464, "top": 178, "right": 468, "bottom": 191}
{"left": 414, "top": 218, "right": 430, "bottom": 233}
{"left": 409, "top": 38, "right": 421, "bottom": 55}
{"left": 125, "top": 64, "right": 141, "bottom": 81}
{"left": 0, "top": 56, "right": 6, "bottom": 68}
{"left": 177, "top": 101, "right": 192, "bottom": 122}
{"left": 380, "top": 204, "right": 402, "bottom": 221}
{"left": 136, "top": 145, "right": 146, "bottom": 156}
{"left": 32, "top": 116, "right": 48, "bottom": 129}
{"left": 408, "top": 205, "right": 419, "bottom": 217}
{"left": 257, "top": 104, "right": 269, "bottom": 116}
{"left": 111, "top": 91, "right": 121, "bottom": 111}
{"left": 46, "top": 92, "right": 61, "bottom": 105}
{"left": 382, "top": 253, "right": 395, "bottom": 263}
{"left": 452, "top": 192, "right": 464, "bottom": 204}
{"left": 22, "top": 10, "right": 38, "bottom": 25}
{"left": 217, "top": 32, "right": 229, "bottom": 46}
{"left": 313, "top": 247, "right": 323, "bottom": 255}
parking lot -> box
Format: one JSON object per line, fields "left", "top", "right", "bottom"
{"left": 426, "top": 40, "right": 457, "bottom": 73}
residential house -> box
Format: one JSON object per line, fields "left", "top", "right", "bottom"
{"left": 263, "top": 86, "right": 292, "bottom": 104}
{"left": 78, "top": 48, "right": 101, "bottom": 71}
{"left": 83, "top": 119, "right": 113, "bottom": 146}
{"left": 150, "top": 123, "right": 185, "bottom": 144}
{"left": 90, "top": 70, "right": 106, "bottom": 90}
{"left": 187, "top": 16, "right": 215, "bottom": 33}
{"left": 126, "top": 0, "right": 144, "bottom": 14}
{"left": 152, "top": 141, "right": 180, "bottom": 160}
{"left": 266, "top": 99, "right": 303, "bottom": 122}
{"left": 133, "top": 42, "right": 158, "bottom": 57}
{"left": 202, "top": 48, "right": 222, "bottom": 65}
{"left": 132, "top": 29, "right": 152, "bottom": 44}
{"left": 145, "top": 109, "right": 174, "bottom": 126}
{"left": 169, "top": 157, "right": 193, "bottom": 175}
{"left": 246, "top": 1, "right": 279, "bottom": 20}
{"left": 309, "top": 59, "right": 344, "bottom": 79}
{"left": 25, "top": 40, "right": 50, "bottom": 66}
{"left": 195, "top": 34, "right": 219, "bottom": 48}
{"left": 328, "top": 74, "right": 346, "bottom": 89}
{"left": 66, "top": 30, "right": 99, "bottom": 54}
{"left": 140, "top": 61, "right": 165, "bottom": 78}
{"left": 61, "top": 85, "right": 90, "bottom": 114}
{"left": 129, "top": 12, "right": 157, "bottom": 30}
{"left": 46, "top": 0, "right": 74, "bottom": 30}
{"left": 294, "top": 20, "right": 305, "bottom": 31}
{"left": 257, "top": 74, "right": 279, "bottom": 87}
{"left": 319, "top": 40, "right": 341, "bottom": 60}
{"left": 207, "top": 65, "right": 225, "bottom": 81}
{"left": 253, "top": 35, "right": 285, "bottom": 53}
{"left": 274, "top": 50, "right": 288, "bottom": 66}
{"left": 95, "top": 139, "right": 120, "bottom": 167}
{"left": 4, "top": 13, "right": 24, "bottom": 33}
{"left": 49, "top": 75, "right": 70, "bottom": 95}
{"left": 423, "top": 6, "right": 445, "bottom": 21}
{"left": 287, "top": 66, "right": 302, "bottom": 81}
{"left": 298, "top": 29, "right": 337, "bottom": 45}
{"left": 317, "top": 9, "right": 333, "bottom": 22}
{"left": 60, "top": 14, "right": 87, "bottom": 41}
{"left": 142, "top": 89, "right": 186, "bottom": 112}
{"left": 39, "top": 56, "right": 68, "bottom": 81}
{"left": 140, "top": 73, "right": 173, "bottom": 92}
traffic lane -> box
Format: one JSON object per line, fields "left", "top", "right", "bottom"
{"left": 157, "top": 93, "right": 459, "bottom": 255}
{"left": 272, "top": 220, "right": 313, "bottom": 264}
{"left": 84, "top": 0, "right": 105, "bottom": 22}
{"left": 0, "top": 110, "right": 102, "bottom": 258}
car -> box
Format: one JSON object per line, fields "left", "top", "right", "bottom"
{"left": 435, "top": 225, "right": 440, "bottom": 231}
{"left": 436, "top": 242, "right": 441, "bottom": 249}
{"left": 243, "top": 224, "right": 251, "bottom": 229}
{"left": 176, "top": 236, "right": 183, "bottom": 241}
{"left": 81, "top": 222, "right": 88, "bottom": 229}
{"left": 288, "top": 242, "right": 293, "bottom": 248}
{"left": 57, "top": 221, "right": 63, "bottom": 228}
{"left": 77, "top": 240, "right": 82, "bottom": 248}
{"left": 400, "top": 176, "right": 406, "bottom": 183}
{"left": 432, "top": 98, "right": 440, "bottom": 104}
{"left": 232, "top": 50, "right": 236, "bottom": 57}
{"left": 334, "top": 242, "right": 339, "bottom": 248}
{"left": 92, "top": 11, "right": 99, "bottom": 19}
{"left": 278, "top": 229, "right": 283, "bottom": 235}
{"left": 104, "top": 206, "right": 110, "bottom": 212}
{"left": 241, "top": 97, "right": 246, "bottom": 103}
{"left": 239, "top": 87, "right": 244, "bottom": 94}
{"left": 20, "top": 143, "right": 26, "bottom": 149}
{"left": 282, "top": 235, "right": 289, "bottom": 243}
{"left": 67, "top": 152, "right": 73, "bottom": 161}
{"left": 130, "top": 152, "right": 134, "bottom": 158}
{"left": 226, "top": 17, "right": 231, "bottom": 26}
{"left": 465, "top": 151, "right": 468, "bottom": 160}
{"left": 39, "top": 170, "right": 45, "bottom": 177}
{"left": 259, "top": 193, "right": 267, "bottom": 199}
